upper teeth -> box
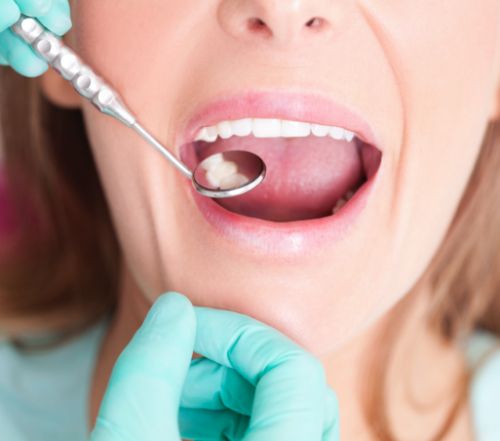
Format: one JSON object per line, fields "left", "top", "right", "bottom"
{"left": 194, "top": 118, "right": 356, "bottom": 143}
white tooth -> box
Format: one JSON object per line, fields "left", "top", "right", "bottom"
{"left": 195, "top": 126, "right": 217, "bottom": 142}
{"left": 219, "top": 172, "right": 248, "bottom": 190}
{"left": 200, "top": 152, "right": 224, "bottom": 171}
{"left": 311, "top": 124, "right": 330, "bottom": 137}
{"left": 344, "top": 130, "right": 355, "bottom": 142}
{"left": 196, "top": 119, "right": 356, "bottom": 143}
{"left": 329, "top": 126, "right": 345, "bottom": 141}
{"left": 231, "top": 118, "right": 253, "bottom": 137}
{"left": 217, "top": 121, "right": 233, "bottom": 139}
{"left": 206, "top": 171, "right": 221, "bottom": 188}
{"left": 332, "top": 197, "right": 347, "bottom": 215}
{"left": 194, "top": 127, "right": 208, "bottom": 142}
{"left": 253, "top": 118, "right": 282, "bottom": 138}
{"left": 205, "top": 126, "right": 218, "bottom": 142}
{"left": 205, "top": 160, "right": 238, "bottom": 188}
{"left": 215, "top": 160, "right": 238, "bottom": 177}
{"left": 281, "top": 120, "right": 311, "bottom": 137}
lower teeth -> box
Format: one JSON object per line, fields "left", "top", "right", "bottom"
{"left": 331, "top": 189, "right": 356, "bottom": 215}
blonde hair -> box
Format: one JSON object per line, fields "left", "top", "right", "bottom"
{"left": 0, "top": 69, "right": 499, "bottom": 440}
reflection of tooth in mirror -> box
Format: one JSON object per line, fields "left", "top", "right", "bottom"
{"left": 219, "top": 173, "right": 248, "bottom": 190}
{"left": 205, "top": 160, "right": 239, "bottom": 188}
{"left": 193, "top": 150, "right": 266, "bottom": 197}
{"left": 200, "top": 152, "right": 224, "bottom": 171}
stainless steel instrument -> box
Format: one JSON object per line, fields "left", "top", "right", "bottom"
{"left": 11, "top": 16, "right": 266, "bottom": 198}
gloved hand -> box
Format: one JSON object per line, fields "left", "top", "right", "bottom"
{"left": 0, "top": 0, "right": 71, "bottom": 77}
{"left": 90, "top": 292, "right": 339, "bottom": 441}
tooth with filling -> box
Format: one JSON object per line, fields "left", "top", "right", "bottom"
{"left": 253, "top": 118, "right": 282, "bottom": 138}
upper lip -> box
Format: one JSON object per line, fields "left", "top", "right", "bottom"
{"left": 175, "top": 89, "right": 382, "bottom": 154}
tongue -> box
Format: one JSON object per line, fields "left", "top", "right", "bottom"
{"left": 196, "top": 135, "right": 364, "bottom": 221}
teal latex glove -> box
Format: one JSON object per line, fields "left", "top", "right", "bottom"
{"left": 0, "top": 0, "right": 72, "bottom": 77}
{"left": 90, "top": 292, "right": 339, "bottom": 441}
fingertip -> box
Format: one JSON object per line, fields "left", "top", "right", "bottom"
{"left": 53, "top": 15, "right": 72, "bottom": 36}
{"left": 36, "top": 0, "right": 53, "bottom": 15}
{"left": 155, "top": 291, "right": 194, "bottom": 316}
{"left": 9, "top": 52, "right": 48, "bottom": 77}
{"left": 20, "top": 62, "right": 48, "bottom": 77}
{"left": 36, "top": 0, "right": 72, "bottom": 36}
{"left": 158, "top": 291, "right": 194, "bottom": 309}
{"left": 143, "top": 291, "right": 196, "bottom": 335}
{"left": 40, "top": 12, "right": 72, "bottom": 36}
{"left": 17, "top": 0, "right": 52, "bottom": 16}
{"left": 0, "top": 1, "right": 21, "bottom": 33}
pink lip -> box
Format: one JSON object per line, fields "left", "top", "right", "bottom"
{"left": 185, "top": 174, "right": 379, "bottom": 259}
{"left": 175, "top": 90, "right": 382, "bottom": 153}
{"left": 175, "top": 90, "right": 384, "bottom": 259}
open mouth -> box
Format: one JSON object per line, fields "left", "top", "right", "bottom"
{"left": 181, "top": 118, "right": 382, "bottom": 222}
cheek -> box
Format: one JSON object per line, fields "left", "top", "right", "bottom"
{"left": 371, "top": 0, "right": 499, "bottom": 291}
{"left": 72, "top": 4, "right": 156, "bottom": 107}
{"left": 71, "top": 1, "right": 200, "bottom": 294}
{"left": 71, "top": 1, "right": 207, "bottom": 115}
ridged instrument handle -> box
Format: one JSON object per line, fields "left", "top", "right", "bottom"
{"left": 11, "top": 16, "right": 136, "bottom": 127}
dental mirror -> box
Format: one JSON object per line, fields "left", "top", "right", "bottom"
{"left": 11, "top": 16, "right": 266, "bottom": 199}
{"left": 133, "top": 124, "right": 266, "bottom": 198}
{"left": 193, "top": 150, "right": 266, "bottom": 198}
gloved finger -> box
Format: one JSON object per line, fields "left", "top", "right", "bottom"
{"left": 0, "top": 52, "right": 8, "bottom": 64}
{"left": 322, "top": 388, "right": 340, "bottom": 441}
{"left": 181, "top": 357, "right": 254, "bottom": 415}
{"left": 90, "top": 293, "right": 196, "bottom": 441}
{"left": 0, "top": 0, "right": 21, "bottom": 33}
{"left": 15, "top": 0, "right": 52, "bottom": 16}
{"left": 0, "top": 29, "right": 47, "bottom": 76}
{"left": 194, "top": 307, "right": 328, "bottom": 440}
{"left": 179, "top": 407, "right": 249, "bottom": 441}
{"left": 37, "top": 0, "right": 72, "bottom": 36}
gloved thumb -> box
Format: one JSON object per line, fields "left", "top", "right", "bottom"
{"left": 90, "top": 292, "right": 196, "bottom": 441}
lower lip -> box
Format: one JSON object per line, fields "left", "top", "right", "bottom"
{"left": 183, "top": 165, "right": 381, "bottom": 261}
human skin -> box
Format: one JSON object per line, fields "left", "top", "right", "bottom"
{"left": 44, "top": 0, "right": 500, "bottom": 439}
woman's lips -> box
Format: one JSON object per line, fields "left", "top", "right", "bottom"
{"left": 175, "top": 90, "right": 384, "bottom": 258}
{"left": 181, "top": 164, "right": 381, "bottom": 259}
{"left": 176, "top": 90, "right": 382, "bottom": 152}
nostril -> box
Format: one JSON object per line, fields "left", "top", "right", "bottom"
{"left": 305, "top": 17, "right": 329, "bottom": 32}
{"left": 248, "top": 17, "right": 266, "bottom": 29}
{"left": 247, "top": 17, "right": 272, "bottom": 37}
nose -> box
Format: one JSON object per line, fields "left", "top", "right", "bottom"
{"left": 218, "top": 0, "right": 336, "bottom": 46}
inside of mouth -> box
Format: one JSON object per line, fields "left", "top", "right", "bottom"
{"left": 185, "top": 134, "right": 382, "bottom": 222}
